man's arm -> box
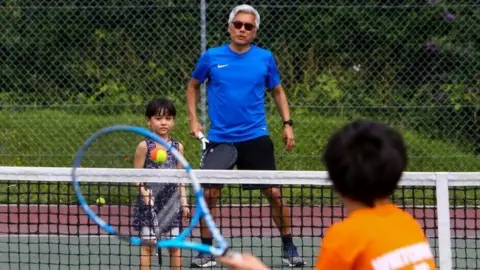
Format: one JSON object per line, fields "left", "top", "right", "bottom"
{"left": 271, "top": 84, "right": 295, "bottom": 151}
{"left": 186, "top": 78, "right": 203, "bottom": 136}
{"left": 187, "top": 50, "right": 210, "bottom": 137}
{"left": 267, "top": 52, "right": 295, "bottom": 151}
{"left": 271, "top": 84, "right": 291, "bottom": 122}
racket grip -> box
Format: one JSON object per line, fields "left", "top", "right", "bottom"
{"left": 196, "top": 131, "right": 206, "bottom": 140}
{"left": 196, "top": 132, "right": 209, "bottom": 150}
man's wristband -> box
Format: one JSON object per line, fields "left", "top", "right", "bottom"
{"left": 283, "top": 119, "right": 293, "bottom": 126}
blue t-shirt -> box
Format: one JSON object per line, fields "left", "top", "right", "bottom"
{"left": 191, "top": 44, "right": 281, "bottom": 143}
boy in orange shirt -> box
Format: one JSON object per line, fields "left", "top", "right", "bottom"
{"left": 218, "top": 120, "right": 437, "bottom": 270}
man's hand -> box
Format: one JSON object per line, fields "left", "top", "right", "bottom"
{"left": 283, "top": 125, "right": 295, "bottom": 151}
{"left": 189, "top": 121, "right": 203, "bottom": 137}
{"left": 217, "top": 253, "right": 270, "bottom": 270}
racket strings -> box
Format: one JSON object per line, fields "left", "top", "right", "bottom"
{"left": 153, "top": 186, "right": 182, "bottom": 235}
{"left": 201, "top": 144, "right": 238, "bottom": 169}
{"left": 71, "top": 125, "right": 229, "bottom": 256}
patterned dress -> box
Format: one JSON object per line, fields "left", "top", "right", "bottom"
{"left": 132, "top": 137, "right": 181, "bottom": 234}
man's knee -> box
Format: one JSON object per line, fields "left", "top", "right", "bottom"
{"left": 204, "top": 187, "right": 222, "bottom": 201}
{"left": 263, "top": 187, "right": 283, "bottom": 202}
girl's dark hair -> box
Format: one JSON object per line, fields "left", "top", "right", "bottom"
{"left": 322, "top": 120, "right": 407, "bottom": 207}
{"left": 145, "top": 98, "right": 176, "bottom": 118}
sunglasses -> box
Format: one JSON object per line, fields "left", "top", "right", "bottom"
{"left": 231, "top": 21, "right": 255, "bottom": 31}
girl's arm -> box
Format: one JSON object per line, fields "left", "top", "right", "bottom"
{"left": 134, "top": 141, "right": 153, "bottom": 205}
{"left": 177, "top": 143, "right": 189, "bottom": 207}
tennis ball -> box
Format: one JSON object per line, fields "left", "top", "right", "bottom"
{"left": 151, "top": 148, "right": 168, "bottom": 164}
{"left": 96, "top": 197, "right": 106, "bottom": 204}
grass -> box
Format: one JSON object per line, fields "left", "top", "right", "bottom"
{"left": 0, "top": 108, "right": 479, "bottom": 205}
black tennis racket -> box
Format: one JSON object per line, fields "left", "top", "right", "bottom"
{"left": 197, "top": 132, "right": 238, "bottom": 170}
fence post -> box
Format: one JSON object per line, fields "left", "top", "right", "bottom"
{"left": 200, "top": 0, "right": 207, "bottom": 146}
{"left": 436, "top": 172, "right": 452, "bottom": 270}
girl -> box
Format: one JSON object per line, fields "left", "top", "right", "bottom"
{"left": 132, "top": 98, "right": 190, "bottom": 270}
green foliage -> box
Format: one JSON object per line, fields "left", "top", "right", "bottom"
{"left": 0, "top": 109, "right": 477, "bottom": 171}
{"left": 1, "top": 2, "right": 478, "bottom": 168}
{"left": 0, "top": 109, "right": 478, "bottom": 204}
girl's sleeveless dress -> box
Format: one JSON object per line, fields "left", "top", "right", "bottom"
{"left": 132, "top": 137, "right": 182, "bottom": 234}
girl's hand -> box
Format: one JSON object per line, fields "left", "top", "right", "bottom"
{"left": 142, "top": 189, "right": 154, "bottom": 206}
{"left": 182, "top": 205, "right": 191, "bottom": 223}
{"left": 143, "top": 197, "right": 154, "bottom": 206}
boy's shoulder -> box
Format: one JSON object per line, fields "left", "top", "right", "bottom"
{"left": 320, "top": 217, "right": 370, "bottom": 261}
{"left": 323, "top": 216, "right": 363, "bottom": 245}
{"left": 323, "top": 204, "right": 424, "bottom": 248}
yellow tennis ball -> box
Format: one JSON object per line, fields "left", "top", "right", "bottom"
{"left": 96, "top": 197, "right": 106, "bottom": 204}
{"left": 150, "top": 148, "right": 167, "bottom": 164}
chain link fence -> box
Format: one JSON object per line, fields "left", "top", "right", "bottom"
{"left": 1, "top": 1, "right": 479, "bottom": 171}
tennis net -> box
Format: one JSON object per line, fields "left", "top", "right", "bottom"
{"left": 0, "top": 166, "right": 478, "bottom": 270}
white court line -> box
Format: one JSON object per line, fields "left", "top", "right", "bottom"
{"left": 1, "top": 230, "right": 479, "bottom": 240}
{"left": 2, "top": 203, "right": 479, "bottom": 209}
{"left": 3, "top": 203, "right": 475, "bottom": 208}
{"left": 0, "top": 234, "right": 476, "bottom": 240}
{"left": 0, "top": 234, "right": 117, "bottom": 239}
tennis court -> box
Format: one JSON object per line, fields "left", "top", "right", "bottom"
{"left": 2, "top": 234, "right": 477, "bottom": 270}
{"left": 0, "top": 235, "right": 319, "bottom": 270}
{"left": 1, "top": 204, "right": 320, "bottom": 269}
{"left": 1, "top": 168, "right": 480, "bottom": 269}
{"left": 1, "top": 208, "right": 479, "bottom": 270}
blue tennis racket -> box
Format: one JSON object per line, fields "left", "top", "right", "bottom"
{"left": 71, "top": 125, "right": 231, "bottom": 257}
{"left": 197, "top": 131, "right": 238, "bottom": 170}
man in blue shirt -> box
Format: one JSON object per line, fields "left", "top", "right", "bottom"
{"left": 186, "top": 4, "right": 305, "bottom": 268}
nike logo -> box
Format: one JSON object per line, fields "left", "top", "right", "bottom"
{"left": 217, "top": 64, "right": 228, "bottom": 68}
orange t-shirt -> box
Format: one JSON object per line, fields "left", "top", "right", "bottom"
{"left": 315, "top": 204, "right": 437, "bottom": 270}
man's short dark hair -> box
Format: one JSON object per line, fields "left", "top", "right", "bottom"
{"left": 145, "top": 98, "right": 177, "bottom": 119}
{"left": 322, "top": 120, "right": 408, "bottom": 207}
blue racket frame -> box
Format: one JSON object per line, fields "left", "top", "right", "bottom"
{"left": 71, "top": 125, "right": 228, "bottom": 256}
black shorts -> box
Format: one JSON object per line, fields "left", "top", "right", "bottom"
{"left": 201, "top": 135, "right": 278, "bottom": 190}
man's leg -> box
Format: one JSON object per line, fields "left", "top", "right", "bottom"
{"left": 199, "top": 186, "right": 222, "bottom": 244}
{"left": 262, "top": 187, "right": 291, "bottom": 236}
{"left": 261, "top": 186, "right": 306, "bottom": 266}
{"left": 191, "top": 186, "right": 222, "bottom": 268}
{"left": 235, "top": 135, "right": 306, "bottom": 267}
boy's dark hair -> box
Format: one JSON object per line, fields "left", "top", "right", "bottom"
{"left": 145, "top": 98, "right": 176, "bottom": 118}
{"left": 322, "top": 120, "right": 407, "bottom": 207}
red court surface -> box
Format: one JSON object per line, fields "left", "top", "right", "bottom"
{"left": 1, "top": 204, "right": 478, "bottom": 238}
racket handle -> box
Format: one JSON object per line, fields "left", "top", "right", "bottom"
{"left": 196, "top": 132, "right": 209, "bottom": 150}
{"left": 196, "top": 131, "right": 206, "bottom": 140}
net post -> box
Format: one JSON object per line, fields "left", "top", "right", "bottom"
{"left": 435, "top": 172, "right": 452, "bottom": 270}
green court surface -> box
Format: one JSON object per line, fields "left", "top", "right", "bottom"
{"left": 0, "top": 235, "right": 319, "bottom": 269}
{"left": 0, "top": 235, "right": 478, "bottom": 269}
